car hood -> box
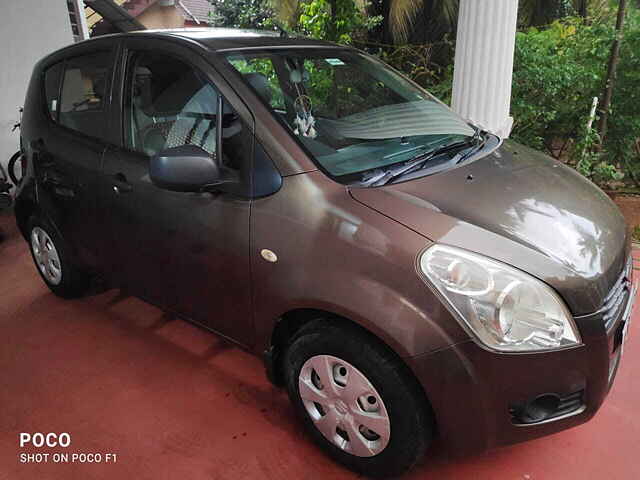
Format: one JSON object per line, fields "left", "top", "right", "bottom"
{"left": 349, "top": 140, "right": 629, "bottom": 315}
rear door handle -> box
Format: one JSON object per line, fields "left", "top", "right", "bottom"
{"left": 112, "top": 173, "right": 133, "bottom": 194}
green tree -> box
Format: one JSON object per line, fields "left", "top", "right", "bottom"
{"left": 209, "top": 0, "right": 274, "bottom": 29}
{"left": 272, "top": 0, "right": 377, "bottom": 42}
{"left": 295, "top": 0, "right": 378, "bottom": 43}
{"left": 273, "top": 0, "right": 594, "bottom": 45}
{"left": 597, "top": 0, "right": 629, "bottom": 141}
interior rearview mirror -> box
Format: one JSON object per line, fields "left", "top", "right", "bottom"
{"left": 149, "top": 145, "right": 236, "bottom": 193}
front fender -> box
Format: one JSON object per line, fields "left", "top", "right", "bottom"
{"left": 251, "top": 171, "right": 469, "bottom": 358}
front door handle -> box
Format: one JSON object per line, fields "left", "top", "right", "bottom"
{"left": 112, "top": 173, "right": 133, "bottom": 194}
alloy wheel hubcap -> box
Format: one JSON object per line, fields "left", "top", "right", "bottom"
{"left": 31, "top": 227, "right": 62, "bottom": 285}
{"left": 298, "top": 355, "right": 390, "bottom": 457}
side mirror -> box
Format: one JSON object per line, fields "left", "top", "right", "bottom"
{"left": 149, "top": 145, "right": 235, "bottom": 193}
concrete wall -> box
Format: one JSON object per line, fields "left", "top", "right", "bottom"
{"left": 0, "top": 0, "right": 73, "bottom": 179}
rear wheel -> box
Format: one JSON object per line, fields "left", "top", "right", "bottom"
{"left": 28, "top": 217, "right": 89, "bottom": 298}
{"left": 284, "top": 320, "right": 434, "bottom": 477}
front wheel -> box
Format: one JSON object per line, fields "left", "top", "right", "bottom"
{"left": 284, "top": 320, "right": 434, "bottom": 477}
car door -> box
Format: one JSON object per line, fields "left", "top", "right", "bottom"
{"left": 101, "top": 39, "right": 255, "bottom": 345}
{"left": 35, "top": 44, "right": 118, "bottom": 268}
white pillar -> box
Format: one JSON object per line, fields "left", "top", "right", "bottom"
{"left": 451, "top": 0, "right": 519, "bottom": 138}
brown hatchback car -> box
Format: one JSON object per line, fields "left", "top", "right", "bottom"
{"left": 14, "top": 29, "right": 635, "bottom": 476}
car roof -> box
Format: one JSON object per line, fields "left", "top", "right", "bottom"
{"left": 99, "top": 28, "right": 343, "bottom": 52}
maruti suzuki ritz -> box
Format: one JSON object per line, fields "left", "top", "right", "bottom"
{"left": 14, "top": 29, "right": 634, "bottom": 477}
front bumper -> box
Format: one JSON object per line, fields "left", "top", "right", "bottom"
{"left": 407, "top": 277, "right": 636, "bottom": 456}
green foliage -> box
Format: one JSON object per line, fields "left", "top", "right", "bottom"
{"left": 508, "top": 14, "right": 639, "bottom": 186}
{"left": 227, "top": 56, "right": 286, "bottom": 108}
{"left": 574, "top": 120, "right": 624, "bottom": 186}
{"left": 518, "top": 0, "right": 576, "bottom": 27}
{"left": 424, "top": 63, "right": 453, "bottom": 105}
{"left": 510, "top": 18, "right": 612, "bottom": 151}
{"left": 217, "top": 1, "right": 639, "bottom": 189}
{"left": 574, "top": 121, "right": 602, "bottom": 177}
{"left": 607, "top": 11, "right": 640, "bottom": 181}
{"left": 374, "top": 41, "right": 453, "bottom": 94}
{"left": 373, "top": 12, "right": 639, "bottom": 188}
{"left": 297, "top": 0, "right": 381, "bottom": 44}
{"left": 209, "top": 0, "right": 274, "bottom": 29}
{"left": 302, "top": 58, "right": 335, "bottom": 115}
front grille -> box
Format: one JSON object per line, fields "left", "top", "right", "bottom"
{"left": 602, "top": 256, "right": 633, "bottom": 331}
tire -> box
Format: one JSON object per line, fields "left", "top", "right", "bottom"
{"left": 27, "top": 216, "right": 89, "bottom": 298}
{"left": 7, "top": 151, "right": 22, "bottom": 186}
{"left": 284, "top": 320, "right": 434, "bottom": 477}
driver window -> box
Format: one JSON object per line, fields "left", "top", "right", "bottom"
{"left": 124, "top": 51, "right": 244, "bottom": 172}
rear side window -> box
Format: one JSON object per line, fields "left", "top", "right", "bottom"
{"left": 44, "top": 63, "right": 64, "bottom": 121}
{"left": 58, "top": 51, "right": 112, "bottom": 139}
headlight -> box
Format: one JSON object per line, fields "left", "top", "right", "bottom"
{"left": 419, "top": 245, "right": 581, "bottom": 352}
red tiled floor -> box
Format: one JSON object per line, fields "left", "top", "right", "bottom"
{"left": 1, "top": 211, "right": 639, "bottom": 479}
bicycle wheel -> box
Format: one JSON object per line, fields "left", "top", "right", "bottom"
{"left": 7, "top": 151, "right": 22, "bottom": 186}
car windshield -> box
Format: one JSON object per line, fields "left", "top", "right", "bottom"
{"left": 225, "top": 49, "right": 475, "bottom": 181}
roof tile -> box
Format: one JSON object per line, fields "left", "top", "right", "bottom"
{"left": 179, "top": 0, "right": 214, "bottom": 23}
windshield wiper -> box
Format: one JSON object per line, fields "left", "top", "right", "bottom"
{"left": 361, "top": 136, "right": 481, "bottom": 187}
